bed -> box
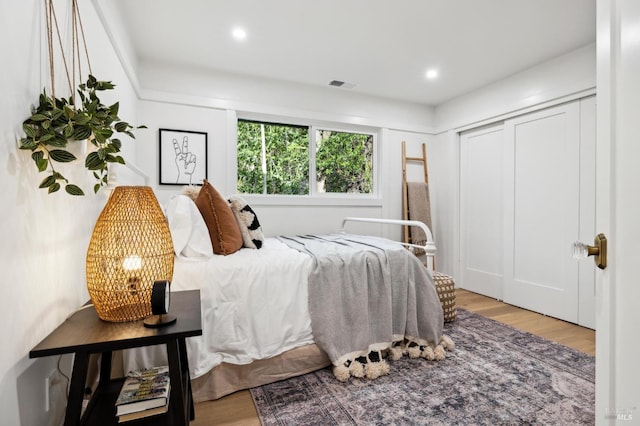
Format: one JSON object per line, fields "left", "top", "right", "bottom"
{"left": 121, "top": 184, "right": 451, "bottom": 402}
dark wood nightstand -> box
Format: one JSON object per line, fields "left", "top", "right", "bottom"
{"left": 30, "top": 290, "right": 203, "bottom": 425}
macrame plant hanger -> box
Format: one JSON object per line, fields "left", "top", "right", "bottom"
{"left": 44, "top": 0, "right": 92, "bottom": 104}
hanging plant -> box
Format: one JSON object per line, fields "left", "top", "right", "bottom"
{"left": 20, "top": 76, "right": 145, "bottom": 195}
{"left": 19, "top": 0, "right": 145, "bottom": 195}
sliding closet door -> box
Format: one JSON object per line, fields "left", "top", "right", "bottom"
{"left": 459, "top": 125, "right": 504, "bottom": 299}
{"left": 502, "top": 103, "right": 580, "bottom": 323}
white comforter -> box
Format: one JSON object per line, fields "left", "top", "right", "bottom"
{"left": 123, "top": 237, "right": 315, "bottom": 379}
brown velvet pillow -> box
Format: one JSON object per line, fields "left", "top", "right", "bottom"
{"left": 194, "top": 180, "right": 243, "bottom": 255}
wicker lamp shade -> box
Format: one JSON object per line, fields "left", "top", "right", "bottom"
{"left": 86, "top": 186, "right": 174, "bottom": 322}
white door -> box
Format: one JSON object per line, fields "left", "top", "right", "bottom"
{"left": 577, "top": 97, "right": 596, "bottom": 329}
{"left": 502, "top": 103, "right": 581, "bottom": 323}
{"left": 459, "top": 125, "right": 504, "bottom": 299}
{"left": 595, "top": 0, "right": 640, "bottom": 421}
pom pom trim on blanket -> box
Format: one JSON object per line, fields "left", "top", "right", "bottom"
{"left": 331, "top": 335, "right": 454, "bottom": 382}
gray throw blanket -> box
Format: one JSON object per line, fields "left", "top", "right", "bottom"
{"left": 278, "top": 233, "right": 452, "bottom": 381}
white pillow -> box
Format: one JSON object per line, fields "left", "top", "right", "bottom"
{"left": 165, "top": 195, "right": 214, "bottom": 258}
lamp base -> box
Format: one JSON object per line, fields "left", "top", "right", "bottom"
{"left": 143, "top": 314, "right": 177, "bottom": 328}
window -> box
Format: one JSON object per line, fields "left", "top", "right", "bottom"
{"left": 237, "top": 120, "right": 309, "bottom": 195}
{"left": 237, "top": 119, "right": 375, "bottom": 196}
{"left": 314, "top": 129, "right": 373, "bottom": 194}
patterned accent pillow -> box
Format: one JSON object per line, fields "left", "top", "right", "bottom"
{"left": 228, "top": 195, "right": 264, "bottom": 249}
{"left": 194, "top": 180, "right": 243, "bottom": 255}
{"left": 182, "top": 185, "right": 201, "bottom": 202}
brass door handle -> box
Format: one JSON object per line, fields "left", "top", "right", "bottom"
{"left": 572, "top": 233, "right": 607, "bottom": 269}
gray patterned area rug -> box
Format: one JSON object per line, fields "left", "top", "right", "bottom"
{"left": 250, "top": 308, "right": 595, "bottom": 425}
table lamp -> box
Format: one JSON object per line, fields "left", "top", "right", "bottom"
{"left": 86, "top": 186, "right": 174, "bottom": 322}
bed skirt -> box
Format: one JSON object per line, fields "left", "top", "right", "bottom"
{"left": 191, "top": 343, "right": 331, "bottom": 402}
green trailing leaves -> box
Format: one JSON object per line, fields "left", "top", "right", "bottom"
{"left": 22, "top": 123, "right": 36, "bottom": 139}
{"left": 21, "top": 75, "right": 145, "bottom": 195}
{"left": 110, "top": 102, "right": 120, "bottom": 117}
{"left": 31, "top": 151, "right": 48, "bottom": 172}
{"left": 114, "top": 121, "right": 129, "bottom": 132}
{"left": 48, "top": 182, "right": 61, "bottom": 194}
{"left": 85, "top": 151, "right": 104, "bottom": 170}
{"left": 20, "top": 137, "right": 37, "bottom": 151}
{"left": 31, "top": 151, "right": 43, "bottom": 163}
{"left": 49, "top": 149, "right": 76, "bottom": 163}
{"left": 39, "top": 174, "right": 58, "bottom": 189}
{"left": 30, "top": 114, "right": 49, "bottom": 122}
{"left": 73, "top": 112, "right": 91, "bottom": 125}
{"left": 63, "top": 123, "right": 74, "bottom": 138}
{"left": 65, "top": 184, "right": 84, "bottom": 196}
{"left": 111, "top": 138, "right": 122, "bottom": 151}
{"left": 72, "top": 125, "right": 92, "bottom": 140}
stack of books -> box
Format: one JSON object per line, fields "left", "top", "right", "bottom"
{"left": 115, "top": 366, "right": 171, "bottom": 422}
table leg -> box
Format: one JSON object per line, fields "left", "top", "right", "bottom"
{"left": 65, "top": 351, "right": 89, "bottom": 426}
{"left": 98, "top": 351, "right": 112, "bottom": 387}
{"left": 167, "top": 339, "right": 187, "bottom": 426}
{"left": 178, "top": 338, "right": 195, "bottom": 420}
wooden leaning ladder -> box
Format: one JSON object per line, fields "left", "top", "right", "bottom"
{"left": 402, "top": 141, "right": 457, "bottom": 322}
{"left": 401, "top": 140, "right": 430, "bottom": 247}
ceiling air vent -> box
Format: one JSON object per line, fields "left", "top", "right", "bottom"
{"left": 328, "top": 80, "right": 356, "bottom": 89}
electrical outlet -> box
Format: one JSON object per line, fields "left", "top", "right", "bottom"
{"left": 44, "top": 370, "right": 56, "bottom": 412}
{"left": 49, "top": 374, "right": 68, "bottom": 426}
{"left": 45, "top": 369, "right": 68, "bottom": 426}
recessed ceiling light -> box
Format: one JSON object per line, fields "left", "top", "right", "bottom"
{"left": 232, "top": 27, "right": 247, "bottom": 41}
{"left": 425, "top": 68, "right": 439, "bottom": 80}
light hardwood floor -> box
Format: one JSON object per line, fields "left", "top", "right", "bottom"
{"left": 192, "top": 288, "right": 595, "bottom": 425}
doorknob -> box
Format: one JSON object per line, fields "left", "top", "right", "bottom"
{"left": 572, "top": 233, "right": 607, "bottom": 269}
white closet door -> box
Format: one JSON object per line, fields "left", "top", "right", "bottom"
{"left": 459, "top": 125, "right": 504, "bottom": 299}
{"left": 503, "top": 102, "right": 580, "bottom": 323}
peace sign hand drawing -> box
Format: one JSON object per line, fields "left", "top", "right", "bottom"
{"left": 173, "top": 136, "right": 197, "bottom": 184}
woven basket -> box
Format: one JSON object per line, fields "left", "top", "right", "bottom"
{"left": 432, "top": 271, "right": 457, "bottom": 323}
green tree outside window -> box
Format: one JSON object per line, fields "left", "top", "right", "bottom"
{"left": 237, "top": 119, "right": 373, "bottom": 195}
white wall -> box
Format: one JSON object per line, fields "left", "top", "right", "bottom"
{"left": 121, "top": 45, "right": 437, "bottom": 239}
{"left": 424, "top": 130, "right": 459, "bottom": 276}
{"left": 435, "top": 43, "right": 596, "bottom": 132}
{"left": 137, "top": 60, "right": 436, "bottom": 135}
{"left": 0, "top": 2, "right": 138, "bottom": 425}
{"left": 136, "top": 101, "right": 230, "bottom": 204}
{"left": 134, "top": 96, "right": 434, "bottom": 238}
{"left": 105, "top": 0, "right": 438, "bottom": 237}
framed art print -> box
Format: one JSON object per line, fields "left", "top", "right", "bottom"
{"left": 159, "top": 128, "right": 208, "bottom": 185}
